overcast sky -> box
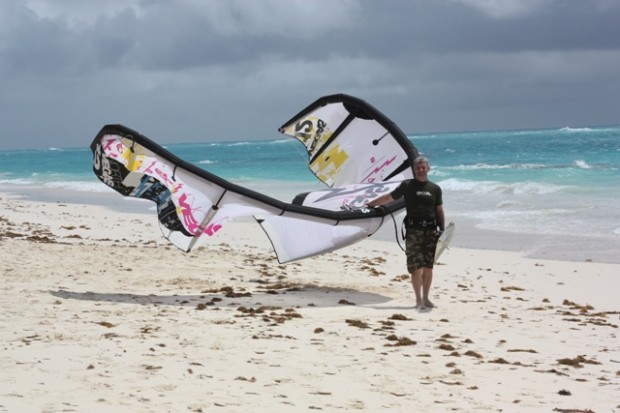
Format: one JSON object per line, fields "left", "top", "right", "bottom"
{"left": 1, "top": 0, "right": 618, "bottom": 150}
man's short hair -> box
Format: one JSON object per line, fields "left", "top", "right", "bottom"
{"left": 414, "top": 155, "right": 429, "bottom": 165}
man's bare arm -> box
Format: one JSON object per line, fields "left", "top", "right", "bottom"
{"left": 436, "top": 204, "right": 445, "bottom": 231}
{"left": 367, "top": 193, "right": 394, "bottom": 208}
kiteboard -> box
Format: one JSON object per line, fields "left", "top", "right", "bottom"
{"left": 434, "top": 222, "right": 455, "bottom": 263}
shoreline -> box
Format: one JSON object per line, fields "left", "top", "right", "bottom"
{"left": 3, "top": 184, "right": 619, "bottom": 264}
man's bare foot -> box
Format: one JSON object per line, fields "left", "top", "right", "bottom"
{"left": 423, "top": 299, "right": 435, "bottom": 308}
{"left": 415, "top": 301, "right": 425, "bottom": 310}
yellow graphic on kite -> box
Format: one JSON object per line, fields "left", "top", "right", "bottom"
{"left": 311, "top": 144, "right": 349, "bottom": 186}
{"left": 282, "top": 115, "right": 349, "bottom": 186}
{"left": 115, "top": 136, "right": 146, "bottom": 172}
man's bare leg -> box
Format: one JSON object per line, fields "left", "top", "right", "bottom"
{"left": 411, "top": 269, "right": 424, "bottom": 308}
{"left": 422, "top": 268, "right": 434, "bottom": 308}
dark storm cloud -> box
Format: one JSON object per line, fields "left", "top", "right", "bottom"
{"left": 8, "top": 0, "right": 618, "bottom": 74}
{"left": 392, "top": 1, "right": 620, "bottom": 53}
{"left": 0, "top": 0, "right": 618, "bottom": 149}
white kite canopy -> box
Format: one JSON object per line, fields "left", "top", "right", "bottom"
{"left": 90, "top": 94, "right": 419, "bottom": 263}
{"left": 279, "top": 94, "right": 418, "bottom": 188}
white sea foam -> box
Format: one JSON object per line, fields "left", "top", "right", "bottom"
{"left": 439, "top": 178, "right": 566, "bottom": 195}
{"left": 43, "top": 181, "right": 114, "bottom": 192}
{"left": 560, "top": 126, "right": 593, "bottom": 133}
{"left": 429, "top": 169, "right": 451, "bottom": 178}
{"left": 496, "top": 200, "right": 522, "bottom": 209}
{"left": 197, "top": 159, "right": 216, "bottom": 165}
{"left": 455, "top": 206, "right": 586, "bottom": 237}
{"left": 0, "top": 178, "right": 36, "bottom": 185}
{"left": 271, "top": 139, "right": 295, "bottom": 145}
{"left": 447, "top": 163, "right": 546, "bottom": 171}
{"left": 512, "top": 181, "right": 567, "bottom": 195}
{"left": 574, "top": 160, "right": 591, "bottom": 169}
{"left": 463, "top": 208, "right": 566, "bottom": 222}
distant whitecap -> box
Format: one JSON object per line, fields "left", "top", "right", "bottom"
{"left": 574, "top": 160, "right": 591, "bottom": 169}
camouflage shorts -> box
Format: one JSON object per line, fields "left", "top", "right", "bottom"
{"left": 405, "top": 228, "right": 440, "bottom": 272}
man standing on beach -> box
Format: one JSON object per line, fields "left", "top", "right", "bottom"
{"left": 367, "top": 156, "right": 445, "bottom": 309}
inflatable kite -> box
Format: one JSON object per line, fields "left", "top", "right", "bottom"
{"left": 90, "top": 94, "right": 419, "bottom": 262}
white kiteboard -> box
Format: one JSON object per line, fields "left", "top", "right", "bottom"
{"left": 434, "top": 222, "right": 455, "bottom": 263}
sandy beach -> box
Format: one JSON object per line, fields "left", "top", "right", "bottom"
{"left": 1, "top": 194, "right": 619, "bottom": 413}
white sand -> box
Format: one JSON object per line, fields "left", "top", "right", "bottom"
{"left": 1, "top": 196, "right": 619, "bottom": 413}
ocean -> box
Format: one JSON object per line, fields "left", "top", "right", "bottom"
{"left": 1, "top": 125, "right": 619, "bottom": 263}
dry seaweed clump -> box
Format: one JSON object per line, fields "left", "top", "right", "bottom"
{"left": 236, "top": 306, "right": 302, "bottom": 324}
{"left": 557, "top": 355, "right": 600, "bottom": 368}
{"left": 385, "top": 335, "right": 416, "bottom": 347}
{"left": 346, "top": 319, "right": 370, "bottom": 329}
{"left": 388, "top": 313, "right": 411, "bottom": 321}
{"left": 438, "top": 343, "right": 456, "bottom": 351}
{"left": 562, "top": 299, "right": 594, "bottom": 312}
{"left": 464, "top": 350, "right": 483, "bottom": 359}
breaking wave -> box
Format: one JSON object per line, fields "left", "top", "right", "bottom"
{"left": 439, "top": 178, "right": 567, "bottom": 195}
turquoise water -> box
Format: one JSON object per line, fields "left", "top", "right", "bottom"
{"left": 1, "top": 125, "right": 619, "bottom": 262}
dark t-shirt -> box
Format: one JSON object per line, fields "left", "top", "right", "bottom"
{"left": 391, "top": 179, "right": 443, "bottom": 219}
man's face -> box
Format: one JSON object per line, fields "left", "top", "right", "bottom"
{"left": 414, "top": 161, "right": 430, "bottom": 178}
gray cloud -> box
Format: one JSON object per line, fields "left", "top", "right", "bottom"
{"left": 0, "top": 0, "right": 618, "bottom": 149}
